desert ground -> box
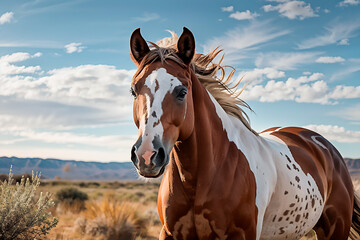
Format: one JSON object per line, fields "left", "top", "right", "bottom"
{"left": 23, "top": 178, "right": 360, "bottom": 239}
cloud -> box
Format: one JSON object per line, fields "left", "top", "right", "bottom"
{"left": 133, "top": 13, "right": 160, "bottom": 22}
{"left": 0, "top": 12, "right": 14, "bottom": 24}
{"left": 316, "top": 56, "right": 345, "bottom": 63}
{"left": 338, "top": 38, "right": 350, "bottom": 45}
{"left": 237, "top": 67, "right": 285, "bottom": 85}
{"left": 328, "top": 85, "right": 360, "bottom": 99}
{"left": 203, "top": 20, "right": 290, "bottom": 64}
{"left": 330, "top": 58, "right": 360, "bottom": 81}
{"left": 0, "top": 52, "right": 136, "bottom": 127}
{"left": 255, "top": 51, "right": 321, "bottom": 70}
{"left": 221, "top": 6, "right": 234, "bottom": 12}
{"left": 332, "top": 104, "right": 360, "bottom": 122}
{"left": 338, "top": 0, "right": 360, "bottom": 7}
{"left": 64, "top": 42, "right": 86, "bottom": 53}
{"left": 241, "top": 72, "right": 360, "bottom": 104}
{"left": 0, "top": 52, "right": 42, "bottom": 75}
{"left": 303, "top": 124, "right": 360, "bottom": 143}
{"left": 263, "top": 1, "right": 318, "bottom": 20}
{"left": 229, "top": 10, "right": 260, "bottom": 20}
{"left": 297, "top": 20, "right": 360, "bottom": 49}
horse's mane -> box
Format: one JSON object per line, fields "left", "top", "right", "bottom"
{"left": 136, "top": 31, "right": 257, "bottom": 135}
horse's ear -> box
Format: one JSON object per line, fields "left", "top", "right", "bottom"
{"left": 130, "top": 28, "right": 150, "bottom": 65}
{"left": 177, "top": 27, "right": 195, "bottom": 65}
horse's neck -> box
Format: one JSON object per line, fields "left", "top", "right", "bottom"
{"left": 170, "top": 72, "right": 261, "bottom": 196}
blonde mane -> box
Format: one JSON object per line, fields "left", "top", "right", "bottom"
{"left": 136, "top": 31, "right": 257, "bottom": 135}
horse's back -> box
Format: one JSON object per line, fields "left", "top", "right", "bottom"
{"left": 261, "top": 126, "right": 353, "bottom": 240}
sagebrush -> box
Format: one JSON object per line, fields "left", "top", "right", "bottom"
{"left": 74, "top": 194, "right": 148, "bottom": 240}
{"left": 0, "top": 167, "right": 58, "bottom": 240}
{"left": 56, "top": 187, "right": 89, "bottom": 213}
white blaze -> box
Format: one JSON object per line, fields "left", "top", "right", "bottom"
{"left": 138, "top": 68, "right": 182, "bottom": 153}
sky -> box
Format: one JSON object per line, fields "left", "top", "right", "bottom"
{"left": 0, "top": 0, "right": 359, "bottom": 162}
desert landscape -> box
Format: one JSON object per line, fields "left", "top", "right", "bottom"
{"left": 1, "top": 157, "right": 360, "bottom": 239}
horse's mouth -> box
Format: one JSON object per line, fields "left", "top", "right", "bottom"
{"left": 137, "top": 164, "right": 166, "bottom": 178}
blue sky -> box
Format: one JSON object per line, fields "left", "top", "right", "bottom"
{"left": 0, "top": 0, "right": 359, "bottom": 162}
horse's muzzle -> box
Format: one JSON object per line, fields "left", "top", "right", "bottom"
{"left": 131, "top": 136, "right": 168, "bottom": 178}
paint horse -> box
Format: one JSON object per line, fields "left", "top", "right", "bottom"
{"left": 129, "top": 27, "right": 360, "bottom": 240}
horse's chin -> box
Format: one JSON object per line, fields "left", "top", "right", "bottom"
{"left": 138, "top": 164, "right": 166, "bottom": 178}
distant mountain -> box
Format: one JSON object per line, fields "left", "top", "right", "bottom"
{"left": 0, "top": 157, "right": 138, "bottom": 180}
{"left": 1, "top": 156, "right": 359, "bottom": 181}
{"left": 345, "top": 158, "right": 360, "bottom": 178}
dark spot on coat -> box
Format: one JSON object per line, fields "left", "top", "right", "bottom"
{"left": 292, "top": 164, "right": 300, "bottom": 171}
{"left": 290, "top": 203, "right": 295, "bottom": 207}
{"left": 284, "top": 191, "right": 288, "bottom": 195}
{"left": 283, "top": 210, "right": 289, "bottom": 216}
{"left": 312, "top": 198, "right": 315, "bottom": 208}
{"left": 152, "top": 111, "right": 157, "bottom": 118}
{"left": 285, "top": 155, "right": 291, "bottom": 163}
{"left": 279, "top": 227, "right": 285, "bottom": 234}
{"left": 295, "top": 214, "right": 301, "bottom": 222}
{"left": 295, "top": 176, "right": 300, "bottom": 182}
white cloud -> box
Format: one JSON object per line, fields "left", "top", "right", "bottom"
{"left": 0, "top": 12, "right": 14, "bottom": 24}
{"left": 64, "top": 42, "right": 86, "bottom": 53}
{"left": 323, "top": 9, "right": 330, "bottom": 13}
{"left": 133, "top": 13, "right": 160, "bottom": 22}
{"left": 255, "top": 51, "right": 321, "bottom": 70}
{"left": 222, "top": 6, "right": 234, "bottom": 12}
{"left": 303, "top": 124, "right": 360, "bottom": 143}
{"left": 330, "top": 58, "right": 360, "bottom": 81}
{"left": 0, "top": 51, "right": 136, "bottom": 128}
{"left": 0, "top": 52, "right": 42, "bottom": 75}
{"left": 297, "top": 20, "right": 360, "bottom": 49}
{"left": 316, "top": 56, "right": 345, "bottom": 63}
{"left": 229, "top": 10, "right": 260, "bottom": 20}
{"left": 203, "top": 20, "right": 290, "bottom": 64}
{"left": 263, "top": 1, "right": 318, "bottom": 20}
{"left": 339, "top": 0, "right": 360, "bottom": 7}
{"left": 328, "top": 85, "right": 360, "bottom": 99}
{"left": 338, "top": 38, "right": 350, "bottom": 45}
{"left": 241, "top": 72, "right": 360, "bottom": 104}
{"left": 237, "top": 67, "right": 285, "bottom": 85}
{"left": 333, "top": 104, "right": 360, "bottom": 122}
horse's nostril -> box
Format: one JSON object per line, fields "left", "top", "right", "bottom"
{"left": 158, "top": 147, "right": 166, "bottom": 165}
{"left": 131, "top": 146, "right": 137, "bottom": 164}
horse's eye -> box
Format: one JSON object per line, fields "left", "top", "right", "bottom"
{"left": 130, "top": 87, "right": 137, "bottom": 98}
{"left": 177, "top": 89, "right": 187, "bottom": 101}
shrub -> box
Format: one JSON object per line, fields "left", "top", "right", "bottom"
{"left": 56, "top": 187, "right": 88, "bottom": 213}
{"left": 74, "top": 194, "right": 148, "bottom": 240}
{"left": 0, "top": 167, "right": 58, "bottom": 240}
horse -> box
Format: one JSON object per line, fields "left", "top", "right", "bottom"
{"left": 128, "top": 27, "right": 360, "bottom": 240}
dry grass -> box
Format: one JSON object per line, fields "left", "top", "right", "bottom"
{"left": 42, "top": 180, "right": 161, "bottom": 240}
{"left": 41, "top": 179, "right": 360, "bottom": 239}
{"left": 75, "top": 193, "right": 148, "bottom": 239}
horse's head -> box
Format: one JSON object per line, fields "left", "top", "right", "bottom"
{"left": 129, "top": 28, "right": 195, "bottom": 178}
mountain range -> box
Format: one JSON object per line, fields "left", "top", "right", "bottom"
{"left": 0, "top": 156, "right": 138, "bottom": 180}
{"left": 0, "top": 156, "right": 359, "bottom": 181}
